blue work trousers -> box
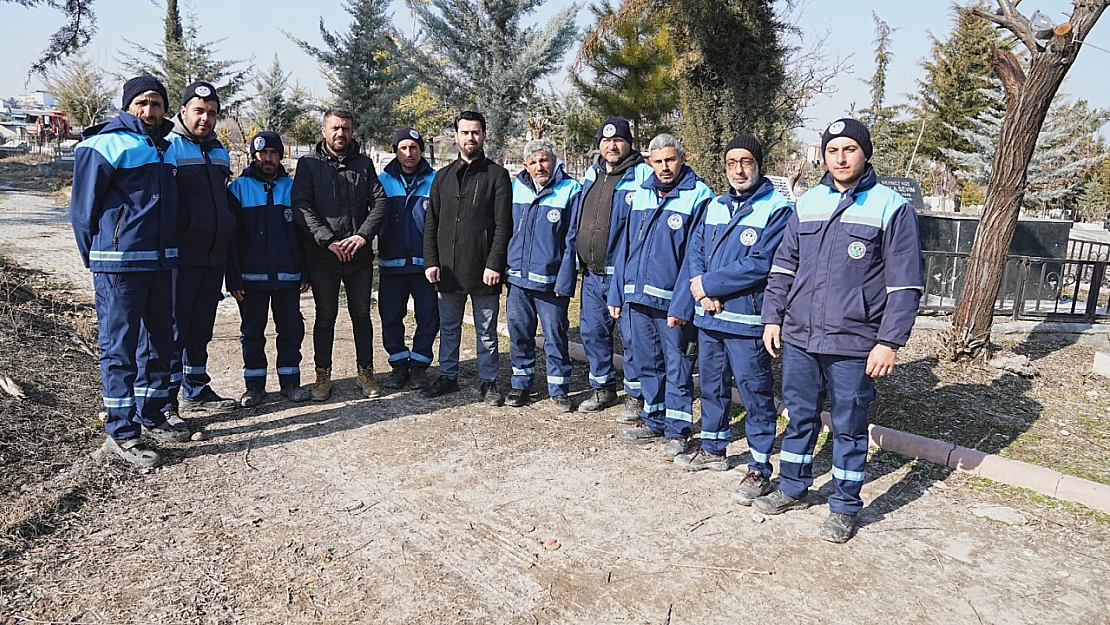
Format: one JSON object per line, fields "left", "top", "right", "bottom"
{"left": 627, "top": 303, "right": 695, "bottom": 439}
{"left": 378, "top": 272, "right": 439, "bottom": 371}
{"left": 507, "top": 285, "right": 572, "bottom": 397}
{"left": 237, "top": 288, "right": 304, "bottom": 390}
{"left": 579, "top": 271, "right": 639, "bottom": 396}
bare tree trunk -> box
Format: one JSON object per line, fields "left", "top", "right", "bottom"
{"left": 945, "top": 1, "right": 1109, "bottom": 361}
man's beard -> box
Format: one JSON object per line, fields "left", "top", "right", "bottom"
{"left": 327, "top": 137, "right": 349, "bottom": 154}
{"left": 460, "top": 142, "right": 481, "bottom": 157}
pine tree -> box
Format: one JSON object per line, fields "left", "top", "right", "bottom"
{"left": 7, "top": 0, "right": 97, "bottom": 76}
{"left": 572, "top": 0, "right": 676, "bottom": 143}
{"left": 120, "top": 3, "right": 251, "bottom": 112}
{"left": 913, "top": 4, "right": 1003, "bottom": 164}
{"left": 44, "top": 54, "right": 113, "bottom": 129}
{"left": 252, "top": 55, "right": 306, "bottom": 135}
{"left": 288, "top": 0, "right": 409, "bottom": 145}
{"left": 411, "top": 0, "right": 580, "bottom": 160}
{"left": 857, "top": 12, "right": 916, "bottom": 177}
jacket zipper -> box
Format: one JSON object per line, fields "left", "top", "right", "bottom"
{"left": 202, "top": 147, "right": 221, "bottom": 263}
{"left": 113, "top": 210, "right": 124, "bottom": 249}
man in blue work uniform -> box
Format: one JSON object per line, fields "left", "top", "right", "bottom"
{"left": 756, "top": 118, "right": 924, "bottom": 543}
{"left": 668, "top": 135, "right": 793, "bottom": 496}
{"left": 608, "top": 133, "right": 714, "bottom": 461}
{"left": 71, "top": 75, "right": 186, "bottom": 468}
{"left": 226, "top": 131, "right": 312, "bottom": 408}
{"left": 377, "top": 127, "right": 438, "bottom": 390}
{"left": 505, "top": 140, "right": 581, "bottom": 411}
{"left": 165, "top": 81, "right": 238, "bottom": 414}
{"left": 576, "top": 117, "right": 653, "bottom": 419}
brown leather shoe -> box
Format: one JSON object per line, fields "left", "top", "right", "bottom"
{"left": 358, "top": 365, "right": 382, "bottom": 398}
{"left": 311, "top": 367, "right": 331, "bottom": 402}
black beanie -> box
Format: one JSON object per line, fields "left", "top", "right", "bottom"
{"left": 596, "top": 116, "right": 634, "bottom": 146}
{"left": 182, "top": 81, "right": 220, "bottom": 111}
{"left": 250, "top": 131, "right": 284, "bottom": 158}
{"left": 724, "top": 134, "right": 764, "bottom": 169}
{"left": 121, "top": 75, "right": 168, "bottom": 110}
{"left": 821, "top": 118, "right": 873, "bottom": 160}
{"left": 391, "top": 127, "right": 425, "bottom": 152}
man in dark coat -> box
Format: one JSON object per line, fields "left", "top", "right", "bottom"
{"left": 421, "top": 111, "right": 513, "bottom": 405}
{"left": 292, "top": 108, "right": 389, "bottom": 401}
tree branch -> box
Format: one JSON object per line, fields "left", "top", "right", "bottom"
{"left": 968, "top": 2, "right": 1037, "bottom": 53}
{"left": 989, "top": 43, "right": 1026, "bottom": 106}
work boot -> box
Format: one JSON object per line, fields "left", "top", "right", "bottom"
{"left": 239, "top": 388, "right": 265, "bottom": 408}
{"left": 753, "top": 488, "right": 810, "bottom": 515}
{"left": 617, "top": 395, "right": 643, "bottom": 424}
{"left": 618, "top": 420, "right": 665, "bottom": 445}
{"left": 383, "top": 366, "right": 410, "bottom": 389}
{"left": 142, "top": 416, "right": 191, "bottom": 443}
{"left": 661, "top": 438, "right": 688, "bottom": 462}
{"left": 409, "top": 368, "right": 429, "bottom": 389}
{"left": 421, "top": 375, "right": 459, "bottom": 398}
{"left": 181, "top": 387, "right": 238, "bottom": 412}
{"left": 675, "top": 447, "right": 728, "bottom": 472}
{"left": 732, "top": 469, "right": 774, "bottom": 505}
{"left": 480, "top": 380, "right": 504, "bottom": 406}
{"left": 551, "top": 394, "right": 574, "bottom": 413}
{"left": 311, "top": 367, "right": 331, "bottom": 402}
{"left": 820, "top": 512, "right": 858, "bottom": 544}
{"left": 105, "top": 436, "right": 161, "bottom": 469}
{"left": 578, "top": 388, "right": 619, "bottom": 413}
{"left": 506, "top": 388, "right": 530, "bottom": 407}
{"left": 358, "top": 365, "right": 382, "bottom": 398}
{"left": 281, "top": 384, "right": 311, "bottom": 402}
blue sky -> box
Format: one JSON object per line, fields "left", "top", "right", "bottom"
{"left": 3, "top": 0, "right": 1108, "bottom": 144}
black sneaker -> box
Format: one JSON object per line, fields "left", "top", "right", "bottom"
{"left": 421, "top": 375, "right": 459, "bottom": 398}
{"left": 732, "top": 469, "right": 774, "bottom": 504}
{"left": 383, "top": 366, "right": 410, "bottom": 389}
{"left": 820, "top": 512, "right": 857, "bottom": 543}
{"left": 506, "top": 388, "right": 529, "bottom": 407}
{"left": 616, "top": 395, "right": 643, "bottom": 424}
{"left": 617, "top": 420, "right": 665, "bottom": 445}
{"left": 181, "top": 386, "right": 238, "bottom": 411}
{"left": 578, "top": 388, "right": 618, "bottom": 413}
{"left": 753, "top": 489, "right": 810, "bottom": 515}
{"left": 409, "top": 368, "right": 429, "bottom": 389}
{"left": 480, "top": 381, "right": 504, "bottom": 406}
{"left": 551, "top": 394, "right": 574, "bottom": 412}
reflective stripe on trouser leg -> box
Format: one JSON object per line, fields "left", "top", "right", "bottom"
{"left": 410, "top": 275, "right": 439, "bottom": 369}
{"left": 238, "top": 290, "right": 270, "bottom": 390}
{"left": 134, "top": 272, "right": 175, "bottom": 424}
{"left": 271, "top": 288, "right": 305, "bottom": 388}
{"left": 778, "top": 343, "right": 825, "bottom": 500}
{"left": 619, "top": 304, "right": 639, "bottom": 397}
{"left": 628, "top": 303, "right": 665, "bottom": 434}
{"left": 378, "top": 273, "right": 413, "bottom": 369}
{"left": 470, "top": 294, "right": 501, "bottom": 383}
{"left": 696, "top": 328, "right": 733, "bottom": 456}
{"left": 579, "top": 272, "right": 617, "bottom": 389}
{"left": 659, "top": 312, "right": 695, "bottom": 440}
{"left": 731, "top": 337, "right": 778, "bottom": 477}
{"left": 534, "top": 289, "right": 572, "bottom": 396}
{"left": 507, "top": 285, "right": 538, "bottom": 391}
{"left": 176, "top": 264, "right": 224, "bottom": 399}
{"left": 823, "top": 354, "right": 874, "bottom": 516}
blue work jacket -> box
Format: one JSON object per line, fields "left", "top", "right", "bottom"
{"left": 377, "top": 157, "right": 435, "bottom": 275}
{"left": 506, "top": 165, "right": 582, "bottom": 296}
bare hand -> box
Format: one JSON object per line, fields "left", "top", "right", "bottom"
{"left": 337, "top": 235, "right": 367, "bottom": 256}
{"left": 483, "top": 268, "right": 501, "bottom": 286}
{"left": 763, "top": 323, "right": 782, "bottom": 358}
{"left": 299, "top": 282, "right": 310, "bottom": 294}
{"left": 556, "top": 292, "right": 570, "bottom": 298}
{"left": 700, "top": 296, "right": 723, "bottom": 313}
{"left": 328, "top": 241, "right": 351, "bottom": 262}
{"left": 425, "top": 266, "right": 440, "bottom": 283}
{"left": 866, "top": 344, "right": 897, "bottom": 378}
{"left": 231, "top": 289, "right": 245, "bottom": 302}
{"left": 667, "top": 316, "right": 686, "bottom": 328}
{"left": 608, "top": 305, "right": 621, "bottom": 319}
{"left": 689, "top": 275, "right": 707, "bottom": 300}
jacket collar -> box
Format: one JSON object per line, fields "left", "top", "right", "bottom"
{"left": 171, "top": 114, "right": 222, "bottom": 149}
{"left": 642, "top": 164, "right": 698, "bottom": 195}
{"left": 515, "top": 162, "right": 566, "bottom": 195}
{"left": 722, "top": 177, "right": 774, "bottom": 212}
{"left": 593, "top": 150, "right": 643, "bottom": 180}
{"left": 314, "top": 138, "right": 362, "bottom": 164}
{"left": 385, "top": 156, "right": 433, "bottom": 180}
{"left": 820, "top": 164, "right": 878, "bottom": 200}
{"left": 84, "top": 112, "right": 173, "bottom": 141}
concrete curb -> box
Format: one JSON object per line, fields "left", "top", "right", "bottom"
{"left": 437, "top": 309, "right": 1110, "bottom": 514}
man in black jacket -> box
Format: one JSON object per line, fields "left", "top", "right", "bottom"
{"left": 292, "top": 109, "right": 388, "bottom": 401}
{"left": 421, "top": 111, "right": 513, "bottom": 405}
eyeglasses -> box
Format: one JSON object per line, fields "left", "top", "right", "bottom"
{"left": 726, "top": 158, "right": 757, "bottom": 170}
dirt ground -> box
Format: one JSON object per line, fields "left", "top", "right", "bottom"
{"left": 1, "top": 186, "right": 1110, "bottom": 624}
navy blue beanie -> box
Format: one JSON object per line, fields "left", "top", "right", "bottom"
{"left": 596, "top": 116, "right": 634, "bottom": 146}
{"left": 122, "top": 75, "right": 168, "bottom": 110}
{"left": 821, "top": 118, "right": 873, "bottom": 160}
{"left": 392, "top": 127, "right": 425, "bottom": 152}
{"left": 182, "top": 81, "right": 220, "bottom": 111}
{"left": 250, "top": 131, "right": 284, "bottom": 158}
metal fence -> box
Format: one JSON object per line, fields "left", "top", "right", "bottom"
{"left": 921, "top": 251, "right": 1110, "bottom": 322}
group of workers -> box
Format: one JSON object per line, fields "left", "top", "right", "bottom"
{"left": 71, "top": 74, "right": 923, "bottom": 544}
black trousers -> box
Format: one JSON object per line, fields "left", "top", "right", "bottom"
{"left": 307, "top": 262, "right": 374, "bottom": 369}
